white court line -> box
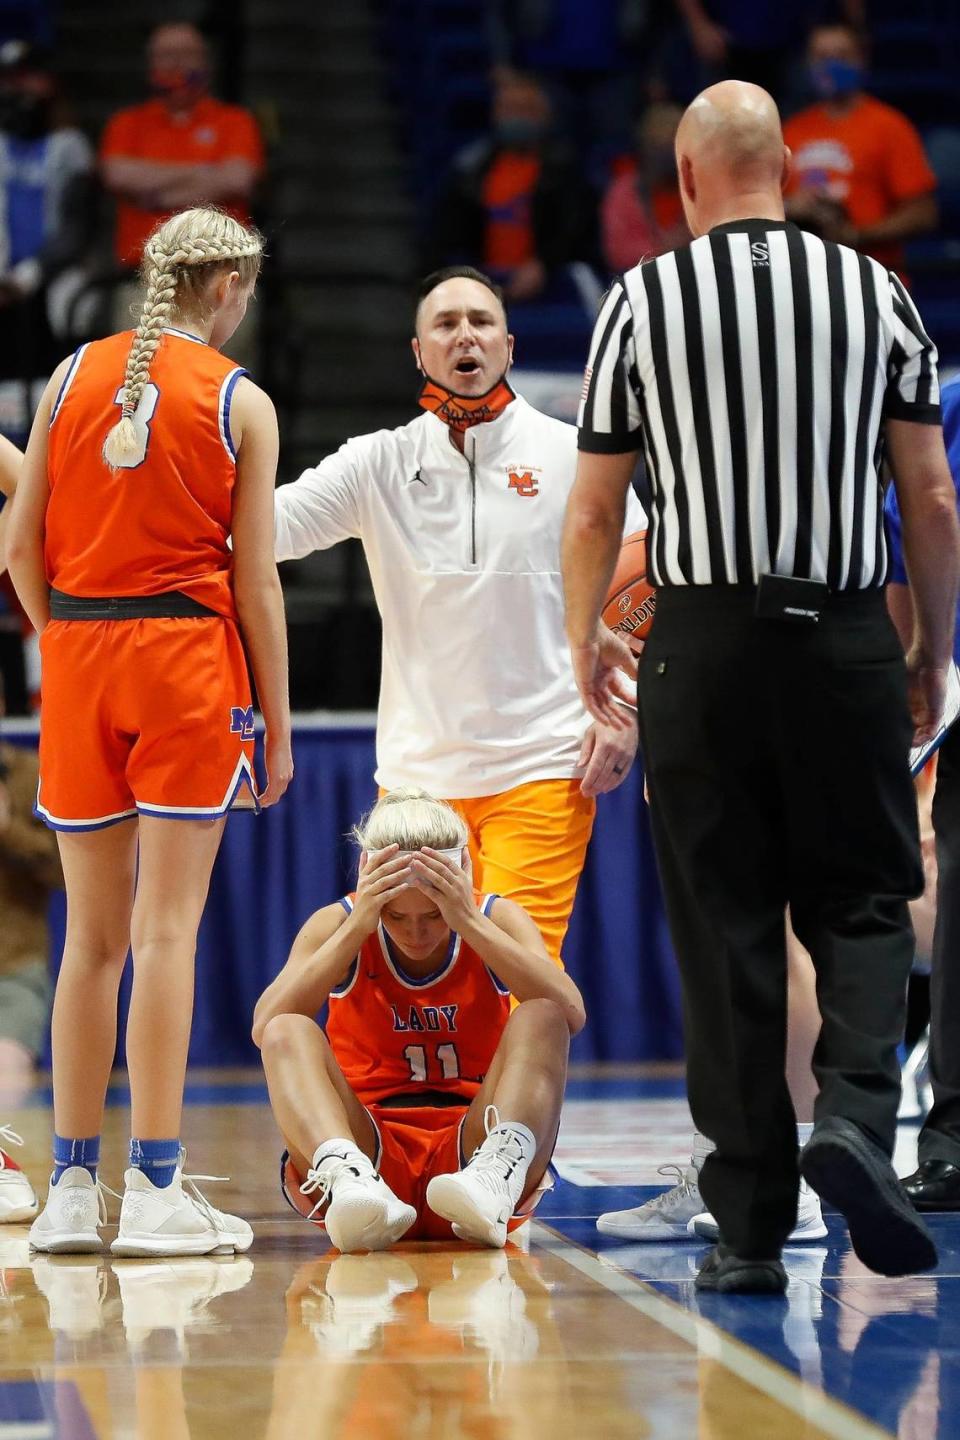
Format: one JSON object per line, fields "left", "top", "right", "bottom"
{"left": 532, "top": 1223, "right": 890, "bottom": 1440}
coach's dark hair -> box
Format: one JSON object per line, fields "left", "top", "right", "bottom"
{"left": 415, "top": 266, "right": 507, "bottom": 321}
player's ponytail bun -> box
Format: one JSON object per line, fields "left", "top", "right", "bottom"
{"left": 102, "top": 206, "right": 264, "bottom": 471}
{"left": 353, "top": 788, "right": 468, "bottom": 855}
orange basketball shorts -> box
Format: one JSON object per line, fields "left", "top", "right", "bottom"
{"left": 281, "top": 1103, "right": 553, "bottom": 1242}
{"left": 36, "top": 615, "right": 257, "bottom": 830}
{"left": 450, "top": 779, "right": 596, "bottom": 967}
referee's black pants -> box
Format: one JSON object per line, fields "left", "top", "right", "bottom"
{"left": 637, "top": 586, "right": 923, "bottom": 1260}
{"left": 918, "top": 720, "right": 960, "bottom": 1164}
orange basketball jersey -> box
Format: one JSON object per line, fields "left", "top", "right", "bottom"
{"left": 326, "top": 893, "right": 512, "bottom": 1107}
{"left": 45, "top": 327, "right": 246, "bottom": 618}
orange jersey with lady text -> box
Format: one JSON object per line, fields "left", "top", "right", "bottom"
{"left": 45, "top": 327, "right": 246, "bottom": 619}
{"left": 325, "top": 893, "right": 512, "bottom": 1107}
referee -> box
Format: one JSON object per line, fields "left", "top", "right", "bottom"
{"left": 561, "top": 81, "right": 960, "bottom": 1294}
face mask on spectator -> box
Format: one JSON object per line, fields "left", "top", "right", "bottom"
{"left": 809, "top": 59, "right": 863, "bottom": 100}
{"left": 0, "top": 90, "right": 50, "bottom": 140}
{"left": 495, "top": 117, "right": 545, "bottom": 150}
{"left": 150, "top": 64, "right": 207, "bottom": 106}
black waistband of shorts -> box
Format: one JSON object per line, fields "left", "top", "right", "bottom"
{"left": 654, "top": 583, "right": 886, "bottom": 616}
{"left": 49, "top": 589, "right": 220, "bottom": 620}
{"left": 376, "top": 1090, "right": 469, "bottom": 1110}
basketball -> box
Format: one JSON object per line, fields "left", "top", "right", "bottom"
{"left": 602, "top": 530, "right": 656, "bottom": 647}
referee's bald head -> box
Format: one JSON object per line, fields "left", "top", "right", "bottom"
{"left": 675, "top": 81, "right": 789, "bottom": 236}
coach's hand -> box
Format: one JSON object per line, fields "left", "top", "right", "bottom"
{"left": 906, "top": 648, "right": 949, "bottom": 746}
{"left": 579, "top": 717, "right": 638, "bottom": 797}
{"left": 260, "top": 732, "right": 294, "bottom": 807}
{"left": 408, "top": 846, "right": 474, "bottom": 932}
{"left": 571, "top": 624, "right": 638, "bottom": 729}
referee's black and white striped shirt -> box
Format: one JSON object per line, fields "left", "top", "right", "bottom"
{"left": 578, "top": 220, "right": 941, "bottom": 590}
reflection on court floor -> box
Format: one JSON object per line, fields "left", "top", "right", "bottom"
{"left": 0, "top": 1071, "right": 954, "bottom": 1439}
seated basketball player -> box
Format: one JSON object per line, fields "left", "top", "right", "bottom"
{"left": 253, "top": 788, "right": 585, "bottom": 1252}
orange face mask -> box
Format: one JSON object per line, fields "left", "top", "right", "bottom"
{"left": 417, "top": 376, "right": 515, "bottom": 432}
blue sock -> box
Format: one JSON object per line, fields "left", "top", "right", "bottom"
{"left": 130, "top": 1137, "right": 181, "bottom": 1189}
{"left": 52, "top": 1134, "right": 99, "bottom": 1184}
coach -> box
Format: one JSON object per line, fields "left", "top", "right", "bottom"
{"left": 562, "top": 81, "right": 960, "bottom": 1292}
{"left": 273, "top": 266, "right": 641, "bottom": 967}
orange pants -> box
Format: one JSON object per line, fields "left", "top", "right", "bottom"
{"left": 447, "top": 779, "right": 595, "bottom": 967}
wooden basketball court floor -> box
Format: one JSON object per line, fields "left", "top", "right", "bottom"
{"left": 2, "top": 1068, "right": 956, "bottom": 1440}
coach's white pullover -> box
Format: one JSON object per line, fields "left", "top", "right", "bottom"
{"left": 275, "top": 395, "right": 642, "bottom": 799}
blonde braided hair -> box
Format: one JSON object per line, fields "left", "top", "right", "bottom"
{"left": 102, "top": 207, "right": 264, "bottom": 470}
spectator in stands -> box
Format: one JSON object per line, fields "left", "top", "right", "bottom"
{"left": 783, "top": 22, "right": 938, "bottom": 275}
{"left": 0, "top": 40, "right": 94, "bottom": 398}
{"left": 488, "top": 0, "right": 652, "bottom": 177}
{"left": 601, "top": 102, "right": 687, "bottom": 273}
{"left": 435, "top": 71, "right": 594, "bottom": 304}
{"left": 670, "top": 0, "right": 865, "bottom": 106}
{"left": 99, "top": 22, "right": 264, "bottom": 271}
{"left": 0, "top": 671, "right": 62, "bottom": 1105}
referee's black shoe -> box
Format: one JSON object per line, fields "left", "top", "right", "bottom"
{"left": 902, "top": 1158, "right": 960, "bottom": 1212}
{"left": 801, "top": 1117, "right": 938, "bottom": 1276}
{"left": 695, "top": 1246, "right": 787, "bottom": 1295}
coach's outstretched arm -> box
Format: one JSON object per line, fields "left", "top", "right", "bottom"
{"left": 274, "top": 445, "right": 365, "bottom": 562}
{"left": 887, "top": 418, "right": 960, "bottom": 743}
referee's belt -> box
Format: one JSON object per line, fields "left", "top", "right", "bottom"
{"left": 49, "top": 588, "right": 220, "bottom": 620}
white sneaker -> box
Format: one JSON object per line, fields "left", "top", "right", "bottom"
{"left": 116, "top": 1255, "right": 254, "bottom": 1349}
{"left": 29, "top": 1168, "right": 108, "bottom": 1254}
{"left": 299, "top": 1147, "right": 416, "bottom": 1254}
{"left": 31, "top": 1256, "right": 107, "bottom": 1339}
{"left": 426, "top": 1115, "right": 531, "bottom": 1249}
{"left": 112, "top": 1164, "right": 248, "bottom": 1259}
{"left": 689, "top": 1178, "right": 829, "bottom": 1243}
{"left": 596, "top": 1164, "right": 703, "bottom": 1241}
{"left": 0, "top": 1127, "right": 39, "bottom": 1223}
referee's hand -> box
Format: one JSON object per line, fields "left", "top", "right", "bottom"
{"left": 906, "top": 648, "right": 948, "bottom": 746}
{"left": 571, "top": 625, "right": 638, "bottom": 728}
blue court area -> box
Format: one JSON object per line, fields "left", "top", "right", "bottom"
{"left": 545, "top": 1074, "right": 960, "bottom": 1440}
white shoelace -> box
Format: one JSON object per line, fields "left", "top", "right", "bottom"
{"left": 299, "top": 1153, "right": 373, "bottom": 1220}
{"left": 0, "top": 1125, "right": 24, "bottom": 1169}
{"left": 181, "top": 1171, "right": 234, "bottom": 1231}
{"left": 646, "top": 1164, "right": 700, "bottom": 1215}
{"left": 463, "top": 1106, "right": 525, "bottom": 1197}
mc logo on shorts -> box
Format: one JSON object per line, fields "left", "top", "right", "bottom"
{"left": 230, "top": 706, "right": 255, "bottom": 740}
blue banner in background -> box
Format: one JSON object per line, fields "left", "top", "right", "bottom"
{"left": 10, "top": 719, "right": 683, "bottom": 1066}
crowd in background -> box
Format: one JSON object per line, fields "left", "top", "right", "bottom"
{"left": 0, "top": 0, "right": 956, "bottom": 715}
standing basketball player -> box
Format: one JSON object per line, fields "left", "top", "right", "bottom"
{"left": 274, "top": 266, "right": 641, "bottom": 968}
{"left": 6, "top": 206, "right": 292, "bottom": 1257}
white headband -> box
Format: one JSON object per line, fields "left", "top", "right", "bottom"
{"left": 367, "top": 846, "right": 464, "bottom": 868}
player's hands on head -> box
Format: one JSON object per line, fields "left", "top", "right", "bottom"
{"left": 352, "top": 844, "right": 415, "bottom": 934}
{"left": 260, "top": 732, "right": 294, "bottom": 807}
{"left": 408, "top": 846, "right": 474, "bottom": 931}
{"left": 571, "top": 624, "right": 638, "bottom": 729}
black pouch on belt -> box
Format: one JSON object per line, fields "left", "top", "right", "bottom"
{"left": 754, "top": 574, "right": 829, "bottom": 624}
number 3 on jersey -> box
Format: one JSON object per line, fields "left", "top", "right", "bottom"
{"left": 111, "top": 383, "right": 160, "bottom": 469}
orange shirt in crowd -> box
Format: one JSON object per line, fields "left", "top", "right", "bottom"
{"left": 784, "top": 95, "right": 936, "bottom": 274}
{"left": 100, "top": 96, "right": 264, "bottom": 266}
{"left": 482, "top": 152, "right": 541, "bottom": 271}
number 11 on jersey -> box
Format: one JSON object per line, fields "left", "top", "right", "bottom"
{"left": 404, "top": 1043, "right": 460, "bottom": 1083}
